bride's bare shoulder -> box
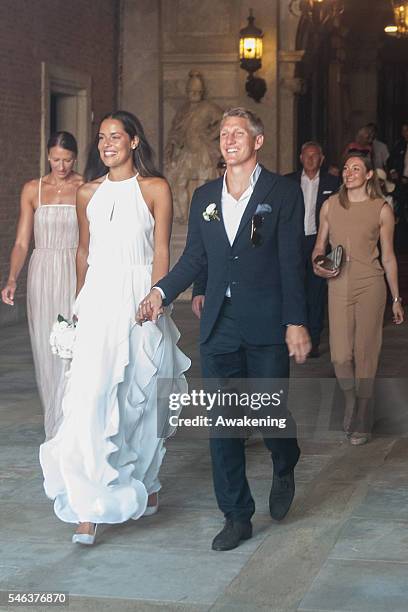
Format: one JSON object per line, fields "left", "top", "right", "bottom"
{"left": 77, "top": 176, "right": 106, "bottom": 204}
{"left": 138, "top": 175, "right": 170, "bottom": 197}
{"left": 76, "top": 175, "right": 106, "bottom": 208}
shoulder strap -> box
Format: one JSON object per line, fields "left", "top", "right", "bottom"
{"left": 38, "top": 177, "right": 42, "bottom": 208}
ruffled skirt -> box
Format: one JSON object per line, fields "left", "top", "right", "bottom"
{"left": 39, "top": 264, "right": 190, "bottom": 524}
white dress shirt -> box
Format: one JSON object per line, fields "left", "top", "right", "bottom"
{"left": 154, "top": 164, "right": 261, "bottom": 300}
{"left": 222, "top": 163, "right": 261, "bottom": 296}
{"left": 300, "top": 170, "right": 319, "bottom": 236}
{"left": 372, "top": 139, "right": 389, "bottom": 170}
{"left": 222, "top": 163, "right": 261, "bottom": 245}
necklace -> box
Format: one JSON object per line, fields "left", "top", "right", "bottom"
{"left": 55, "top": 182, "right": 66, "bottom": 194}
{"left": 51, "top": 176, "right": 72, "bottom": 193}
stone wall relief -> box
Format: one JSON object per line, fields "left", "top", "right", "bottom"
{"left": 164, "top": 70, "right": 223, "bottom": 224}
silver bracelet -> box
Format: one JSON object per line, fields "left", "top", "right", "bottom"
{"left": 393, "top": 296, "right": 402, "bottom": 303}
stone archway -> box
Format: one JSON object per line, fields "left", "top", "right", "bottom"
{"left": 293, "top": 0, "right": 405, "bottom": 168}
{"left": 378, "top": 36, "right": 408, "bottom": 147}
{"left": 295, "top": 16, "right": 332, "bottom": 160}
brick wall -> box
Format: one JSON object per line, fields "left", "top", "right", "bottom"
{"left": 0, "top": 0, "right": 119, "bottom": 325}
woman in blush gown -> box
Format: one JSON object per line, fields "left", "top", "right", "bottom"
{"left": 1, "top": 132, "right": 82, "bottom": 439}
{"left": 40, "top": 111, "right": 190, "bottom": 545}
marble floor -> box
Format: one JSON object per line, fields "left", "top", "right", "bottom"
{"left": 0, "top": 304, "right": 407, "bottom": 612}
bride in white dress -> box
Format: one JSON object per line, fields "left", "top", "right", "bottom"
{"left": 40, "top": 111, "right": 190, "bottom": 544}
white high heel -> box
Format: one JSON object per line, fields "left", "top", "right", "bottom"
{"left": 143, "top": 493, "right": 159, "bottom": 517}
{"left": 72, "top": 524, "right": 97, "bottom": 545}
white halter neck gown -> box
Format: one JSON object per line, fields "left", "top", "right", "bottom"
{"left": 40, "top": 175, "right": 190, "bottom": 524}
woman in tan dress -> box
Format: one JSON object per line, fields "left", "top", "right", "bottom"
{"left": 1, "top": 132, "right": 82, "bottom": 440}
{"left": 312, "top": 153, "right": 404, "bottom": 445}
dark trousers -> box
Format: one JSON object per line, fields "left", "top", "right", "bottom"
{"left": 200, "top": 299, "right": 300, "bottom": 523}
{"left": 304, "top": 234, "right": 327, "bottom": 346}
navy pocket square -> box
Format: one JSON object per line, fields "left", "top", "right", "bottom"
{"left": 255, "top": 203, "right": 272, "bottom": 214}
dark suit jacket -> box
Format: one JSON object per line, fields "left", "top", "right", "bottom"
{"left": 285, "top": 170, "right": 340, "bottom": 232}
{"left": 157, "top": 166, "right": 307, "bottom": 345}
{"left": 387, "top": 139, "right": 408, "bottom": 178}
{"left": 193, "top": 169, "right": 340, "bottom": 299}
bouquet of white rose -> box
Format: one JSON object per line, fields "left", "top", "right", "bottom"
{"left": 49, "top": 314, "right": 77, "bottom": 359}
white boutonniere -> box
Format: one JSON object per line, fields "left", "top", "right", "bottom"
{"left": 49, "top": 314, "right": 77, "bottom": 360}
{"left": 203, "top": 203, "right": 220, "bottom": 222}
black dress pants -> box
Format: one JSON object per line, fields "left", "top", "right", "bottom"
{"left": 304, "top": 234, "right": 327, "bottom": 346}
{"left": 200, "top": 299, "right": 300, "bottom": 523}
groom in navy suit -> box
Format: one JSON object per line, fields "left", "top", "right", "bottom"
{"left": 138, "top": 108, "right": 311, "bottom": 551}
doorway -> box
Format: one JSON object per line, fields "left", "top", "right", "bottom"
{"left": 41, "top": 63, "right": 92, "bottom": 174}
{"left": 295, "top": 17, "right": 332, "bottom": 166}
{"left": 50, "top": 93, "right": 79, "bottom": 135}
{"left": 378, "top": 38, "right": 408, "bottom": 148}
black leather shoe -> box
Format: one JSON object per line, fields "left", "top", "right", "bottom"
{"left": 269, "top": 470, "right": 295, "bottom": 521}
{"left": 212, "top": 519, "right": 252, "bottom": 551}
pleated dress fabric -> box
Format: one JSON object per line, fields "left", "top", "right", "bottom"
{"left": 27, "top": 179, "right": 78, "bottom": 439}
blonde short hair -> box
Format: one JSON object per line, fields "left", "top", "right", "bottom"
{"left": 221, "top": 107, "right": 264, "bottom": 136}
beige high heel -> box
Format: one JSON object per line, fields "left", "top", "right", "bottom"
{"left": 350, "top": 433, "right": 371, "bottom": 446}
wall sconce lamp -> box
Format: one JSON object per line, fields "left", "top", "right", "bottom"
{"left": 239, "top": 9, "right": 267, "bottom": 103}
{"left": 385, "top": 1, "right": 408, "bottom": 38}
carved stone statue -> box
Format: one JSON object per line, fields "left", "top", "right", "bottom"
{"left": 165, "top": 71, "right": 223, "bottom": 224}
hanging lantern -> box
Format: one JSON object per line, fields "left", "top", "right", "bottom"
{"left": 239, "top": 9, "right": 267, "bottom": 103}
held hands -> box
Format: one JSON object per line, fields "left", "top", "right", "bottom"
{"left": 392, "top": 301, "right": 404, "bottom": 325}
{"left": 136, "top": 288, "right": 164, "bottom": 325}
{"left": 286, "top": 325, "right": 312, "bottom": 364}
{"left": 1, "top": 280, "right": 17, "bottom": 306}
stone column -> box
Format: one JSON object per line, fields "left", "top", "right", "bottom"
{"left": 119, "top": 0, "right": 162, "bottom": 165}
{"left": 276, "top": 0, "right": 302, "bottom": 173}
{"left": 278, "top": 50, "right": 305, "bottom": 173}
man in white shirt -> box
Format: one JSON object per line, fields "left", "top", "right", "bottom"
{"left": 138, "top": 108, "right": 310, "bottom": 551}
{"left": 366, "top": 123, "right": 389, "bottom": 170}
{"left": 286, "top": 142, "right": 340, "bottom": 357}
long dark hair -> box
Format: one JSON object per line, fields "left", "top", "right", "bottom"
{"left": 47, "top": 131, "right": 78, "bottom": 156}
{"left": 339, "top": 152, "right": 383, "bottom": 209}
{"left": 84, "top": 110, "right": 162, "bottom": 182}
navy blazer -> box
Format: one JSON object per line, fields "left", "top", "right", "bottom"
{"left": 157, "top": 167, "right": 307, "bottom": 345}
{"left": 285, "top": 170, "right": 340, "bottom": 232}
{"left": 387, "top": 139, "right": 408, "bottom": 178}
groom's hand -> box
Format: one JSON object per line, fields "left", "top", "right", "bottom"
{"left": 286, "top": 325, "right": 311, "bottom": 364}
{"left": 137, "top": 288, "right": 163, "bottom": 324}
{"left": 192, "top": 295, "right": 205, "bottom": 319}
